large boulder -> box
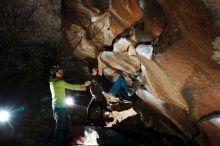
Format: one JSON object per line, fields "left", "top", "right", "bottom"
{"left": 113, "top": 38, "right": 135, "bottom": 54}
{"left": 136, "top": 44, "right": 189, "bottom": 111}
{"left": 60, "top": 0, "right": 220, "bottom": 145}
{"left": 130, "top": 27, "right": 154, "bottom": 43}
{"left": 101, "top": 51, "right": 141, "bottom": 75}
{"left": 136, "top": 89, "right": 197, "bottom": 140}
{"left": 66, "top": 24, "right": 97, "bottom": 59}
{"left": 141, "top": 0, "right": 166, "bottom": 38}
{"left": 102, "top": 92, "right": 137, "bottom": 127}
{"left": 91, "top": 12, "right": 114, "bottom": 46}
{"left": 109, "top": 0, "right": 143, "bottom": 36}
{"left": 199, "top": 117, "right": 220, "bottom": 146}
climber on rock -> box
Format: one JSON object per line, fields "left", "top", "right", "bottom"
{"left": 48, "top": 66, "right": 90, "bottom": 146}
{"left": 88, "top": 52, "right": 135, "bottom": 101}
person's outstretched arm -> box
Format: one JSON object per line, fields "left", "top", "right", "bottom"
{"left": 64, "top": 82, "right": 81, "bottom": 90}
{"left": 64, "top": 81, "right": 90, "bottom": 91}
{"left": 80, "top": 81, "right": 91, "bottom": 91}
{"left": 98, "top": 52, "right": 104, "bottom": 76}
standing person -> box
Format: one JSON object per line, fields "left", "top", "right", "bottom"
{"left": 49, "top": 66, "right": 90, "bottom": 146}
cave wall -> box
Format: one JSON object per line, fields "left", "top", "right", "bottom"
{"left": 1, "top": 0, "right": 220, "bottom": 145}
{"left": 155, "top": 1, "right": 220, "bottom": 145}
{"left": 62, "top": 0, "right": 220, "bottom": 145}
{"left": 0, "top": 0, "right": 89, "bottom": 97}
{"left": 0, "top": 0, "right": 62, "bottom": 91}
{"left": 201, "top": 0, "right": 220, "bottom": 65}
{"left": 0, "top": 0, "right": 62, "bottom": 46}
{"left": 202, "top": 0, "right": 220, "bottom": 28}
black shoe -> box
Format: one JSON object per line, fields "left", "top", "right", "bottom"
{"left": 128, "top": 89, "right": 135, "bottom": 97}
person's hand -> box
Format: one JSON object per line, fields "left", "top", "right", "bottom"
{"left": 80, "top": 81, "right": 90, "bottom": 90}
{"left": 83, "top": 81, "right": 91, "bottom": 87}
{"left": 98, "top": 51, "right": 104, "bottom": 76}
{"left": 98, "top": 52, "right": 104, "bottom": 64}
{"left": 80, "top": 86, "right": 86, "bottom": 91}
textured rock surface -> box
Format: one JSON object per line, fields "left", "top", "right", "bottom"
{"left": 0, "top": 0, "right": 62, "bottom": 45}
{"left": 66, "top": 24, "right": 97, "bottom": 59}
{"left": 91, "top": 13, "right": 114, "bottom": 46}
{"left": 2, "top": 0, "right": 220, "bottom": 145}
{"left": 113, "top": 38, "right": 135, "bottom": 53}
{"left": 62, "top": 0, "right": 220, "bottom": 145}
{"left": 102, "top": 92, "right": 137, "bottom": 127}
{"left": 140, "top": 0, "right": 166, "bottom": 38}
{"left": 153, "top": 1, "right": 220, "bottom": 145}
{"left": 130, "top": 27, "right": 154, "bottom": 43}
{"left": 212, "top": 36, "right": 220, "bottom": 64}
{"left": 0, "top": 0, "right": 65, "bottom": 94}
{"left": 101, "top": 51, "right": 141, "bottom": 75}
{"left": 136, "top": 89, "right": 197, "bottom": 139}
{"left": 202, "top": 0, "right": 220, "bottom": 28}
{"left": 136, "top": 53, "right": 189, "bottom": 111}
{"left": 200, "top": 118, "right": 220, "bottom": 146}
{"left": 109, "top": 0, "right": 143, "bottom": 36}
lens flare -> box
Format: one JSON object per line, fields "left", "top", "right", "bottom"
{"left": 0, "top": 110, "right": 10, "bottom": 123}
{"left": 65, "top": 97, "right": 75, "bottom": 106}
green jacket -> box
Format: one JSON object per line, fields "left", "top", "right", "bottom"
{"left": 49, "top": 79, "right": 80, "bottom": 108}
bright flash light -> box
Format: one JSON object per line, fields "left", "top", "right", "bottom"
{"left": 0, "top": 110, "right": 10, "bottom": 123}
{"left": 65, "top": 97, "right": 75, "bottom": 106}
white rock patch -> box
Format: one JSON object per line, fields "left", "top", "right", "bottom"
{"left": 84, "top": 126, "right": 100, "bottom": 145}
{"left": 136, "top": 44, "right": 153, "bottom": 60}
{"left": 136, "top": 89, "right": 165, "bottom": 111}
{"left": 210, "top": 117, "right": 220, "bottom": 129}
{"left": 113, "top": 38, "right": 135, "bottom": 53}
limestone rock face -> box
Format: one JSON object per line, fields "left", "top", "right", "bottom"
{"left": 113, "top": 38, "right": 135, "bottom": 53}
{"left": 140, "top": 0, "right": 166, "bottom": 38}
{"left": 66, "top": 24, "right": 97, "bottom": 59}
{"left": 74, "top": 38, "right": 97, "bottom": 59}
{"left": 182, "top": 67, "right": 220, "bottom": 121}
{"left": 4, "top": 0, "right": 220, "bottom": 145}
{"left": 202, "top": 0, "right": 220, "bottom": 28}
{"left": 212, "top": 36, "right": 220, "bottom": 64}
{"left": 61, "top": 0, "right": 220, "bottom": 145}
{"left": 130, "top": 27, "right": 154, "bottom": 43}
{"left": 0, "top": 0, "right": 62, "bottom": 45}
{"left": 101, "top": 51, "right": 140, "bottom": 75}
{"left": 63, "top": 0, "right": 144, "bottom": 60}
{"left": 109, "top": 0, "right": 143, "bottom": 36}
{"left": 150, "top": 1, "right": 220, "bottom": 145}
{"left": 103, "top": 66, "right": 119, "bottom": 77}
{"left": 91, "top": 13, "right": 114, "bottom": 46}
{"left": 139, "top": 58, "right": 189, "bottom": 111}
{"left": 136, "top": 89, "right": 197, "bottom": 139}
{"left": 62, "top": 0, "right": 220, "bottom": 145}
{"left": 64, "top": 0, "right": 94, "bottom": 28}
{"left": 200, "top": 118, "right": 220, "bottom": 146}
{"left": 66, "top": 24, "right": 86, "bottom": 48}
{"left": 102, "top": 92, "right": 137, "bottom": 127}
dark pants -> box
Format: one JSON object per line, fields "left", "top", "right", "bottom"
{"left": 109, "top": 76, "right": 129, "bottom": 99}
{"left": 90, "top": 84, "right": 108, "bottom": 109}
{"left": 52, "top": 108, "right": 71, "bottom": 146}
{"left": 87, "top": 97, "right": 103, "bottom": 123}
